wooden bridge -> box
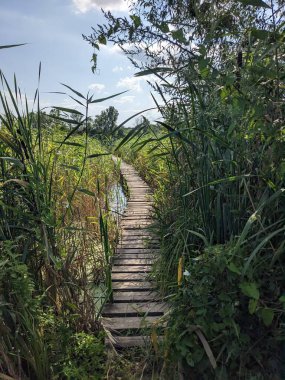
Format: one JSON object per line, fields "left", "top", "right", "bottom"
{"left": 102, "top": 160, "right": 166, "bottom": 348}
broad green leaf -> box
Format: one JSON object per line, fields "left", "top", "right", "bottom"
{"left": 237, "top": 0, "right": 270, "bottom": 8}
{"left": 240, "top": 282, "right": 260, "bottom": 300}
{"left": 171, "top": 29, "right": 187, "bottom": 43}
{"left": 227, "top": 262, "right": 241, "bottom": 275}
{"left": 279, "top": 295, "right": 285, "bottom": 303}
{"left": 130, "top": 15, "right": 142, "bottom": 28}
{"left": 248, "top": 299, "right": 258, "bottom": 314}
{"left": 261, "top": 308, "right": 274, "bottom": 326}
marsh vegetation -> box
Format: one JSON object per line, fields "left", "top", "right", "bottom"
{"left": 1, "top": 0, "right": 285, "bottom": 378}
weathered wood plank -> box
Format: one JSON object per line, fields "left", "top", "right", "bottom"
{"left": 116, "top": 248, "right": 159, "bottom": 254}
{"left": 112, "top": 272, "right": 148, "bottom": 281}
{"left": 112, "top": 281, "right": 155, "bottom": 291}
{"left": 113, "top": 291, "right": 159, "bottom": 302}
{"left": 102, "top": 302, "right": 166, "bottom": 317}
{"left": 112, "top": 265, "right": 152, "bottom": 273}
{"left": 102, "top": 316, "right": 161, "bottom": 330}
{"left": 113, "top": 259, "right": 154, "bottom": 266}
{"left": 114, "top": 253, "right": 156, "bottom": 259}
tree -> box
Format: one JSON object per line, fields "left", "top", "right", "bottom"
{"left": 90, "top": 106, "right": 119, "bottom": 141}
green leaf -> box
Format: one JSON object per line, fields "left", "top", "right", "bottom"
{"left": 0, "top": 43, "right": 27, "bottom": 49}
{"left": 237, "top": 0, "right": 270, "bottom": 8}
{"left": 248, "top": 299, "right": 258, "bottom": 314}
{"left": 240, "top": 282, "right": 260, "bottom": 300}
{"left": 227, "top": 262, "right": 241, "bottom": 275}
{"left": 87, "top": 153, "right": 110, "bottom": 159}
{"left": 261, "top": 308, "right": 274, "bottom": 326}
{"left": 54, "top": 141, "right": 84, "bottom": 147}
{"left": 0, "top": 157, "right": 24, "bottom": 168}
{"left": 158, "top": 22, "right": 169, "bottom": 33}
{"left": 250, "top": 29, "right": 271, "bottom": 40}
{"left": 135, "top": 67, "right": 173, "bottom": 77}
{"left": 130, "top": 15, "right": 142, "bottom": 28}
{"left": 98, "top": 34, "right": 107, "bottom": 45}
{"left": 51, "top": 106, "right": 83, "bottom": 115}
{"left": 279, "top": 295, "right": 285, "bottom": 304}
{"left": 61, "top": 164, "right": 80, "bottom": 171}
{"left": 89, "top": 90, "right": 128, "bottom": 104}
{"left": 171, "top": 29, "right": 187, "bottom": 43}
{"left": 60, "top": 83, "right": 86, "bottom": 100}
{"left": 78, "top": 188, "right": 95, "bottom": 196}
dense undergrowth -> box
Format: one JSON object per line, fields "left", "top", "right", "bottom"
{"left": 88, "top": 0, "right": 285, "bottom": 378}
{"left": 0, "top": 69, "right": 121, "bottom": 378}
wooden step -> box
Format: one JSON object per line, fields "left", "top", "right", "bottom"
{"left": 112, "top": 281, "right": 155, "bottom": 291}
{"left": 102, "top": 316, "right": 162, "bottom": 331}
{"left": 112, "top": 272, "right": 148, "bottom": 281}
{"left": 122, "top": 228, "right": 153, "bottom": 237}
{"left": 112, "top": 265, "right": 152, "bottom": 272}
{"left": 113, "top": 291, "right": 159, "bottom": 303}
{"left": 102, "top": 302, "right": 166, "bottom": 317}
{"left": 113, "top": 254, "right": 156, "bottom": 260}
{"left": 116, "top": 248, "right": 159, "bottom": 254}
{"left": 113, "top": 257, "right": 153, "bottom": 269}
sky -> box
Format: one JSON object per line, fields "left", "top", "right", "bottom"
{"left": 0, "top": 0, "right": 159, "bottom": 124}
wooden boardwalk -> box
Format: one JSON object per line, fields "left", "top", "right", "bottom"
{"left": 102, "top": 160, "right": 165, "bottom": 348}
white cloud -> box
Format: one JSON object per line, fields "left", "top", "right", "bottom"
{"left": 101, "top": 44, "right": 123, "bottom": 55}
{"left": 73, "top": 0, "right": 128, "bottom": 13}
{"left": 114, "top": 95, "right": 135, "bottom": 104}
{"left": 88, "top": 83, "right": 105, "bottom": 92}
{"left": 117, "top": 76, "right": 143, "bottom": 93}
{"left": 112, "top": 65, "right": 124, "bottom": 73}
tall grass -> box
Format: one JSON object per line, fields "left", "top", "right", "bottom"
{"left": 117, "top": 10, "right": 285, "bottom": 377}
{"left": 0, "top": 68, "right": 122, "bottom": 378}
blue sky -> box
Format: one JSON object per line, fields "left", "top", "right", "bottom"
{"left": 0, "top": 0, "right": 158, "bottom": 124}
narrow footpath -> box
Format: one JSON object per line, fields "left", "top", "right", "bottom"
{"left": 102, "top": 160, "right": 166, "bottom": 348}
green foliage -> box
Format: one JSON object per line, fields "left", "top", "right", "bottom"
{"left": 0, "top": 67, "right": 119, "bottom": 378}
{"left": 89, "top": 106, "right": 120, "bottom": 143}
{"left": 92, "top": 0, "right": 285, "bottom": 377}
{"left": 62, "top": 332, "right": 105, "bottom": 379}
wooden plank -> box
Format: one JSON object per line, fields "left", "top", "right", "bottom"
{"left": 119, "top": 237, "right": 157, "bottom": 243}
{"left": 112, "top": 272, "right": 148, "bottom": 281}
{"left": 102, "top": 302, "right": 166, "bottom": 317}
{"left": 112, "top": 281, "right": 155, "bottom": 291}
{"left": 121, "top": 230, "right": 153, "bottom": 235}
{"left": 120, "top": 226, "right": 151, "bottom": 230}
{"left": 102, "top": 316, "right": 161, "bottom": 330}
{"left": 112, "top": 265, "right": 152, "bottom": 272}
{"left": 119, "top": 240, "right": 159, "bottom": 244}
{"left": 116, "top": 248, "right": 159, "bottom": 254}
{"left": 113, "top": 291, "right": 159, "bottom": 302}
{"left": 113, "top": 257, "right": 155, "bottom": 264}
{"left": 113, "top": 254, "right": 156, "bottom": 260}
